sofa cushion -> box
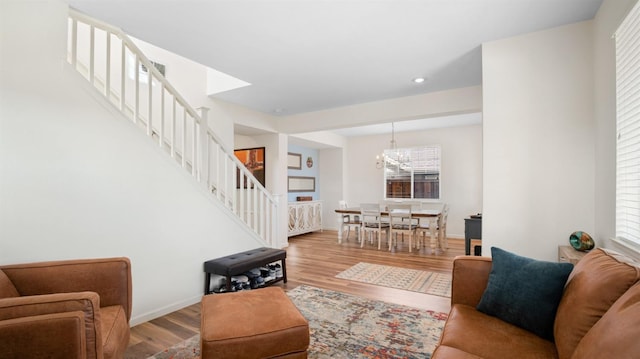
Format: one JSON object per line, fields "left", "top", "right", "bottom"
{"left": 0, "top": 311, "right": 87, "bottom": 359}
{"left": 100, "top": 305, "right": 130, "bottom": 359}
{"left": 477, "top": 247, "right": 573, "bottom": 341}
{"left": 569, "top": 282, "right": 640, "bottom": 359}
{"left": 438, "top": 304, "right": 558, "bottom": 359}
{"left": 554, "top": 248, "right": 640, "bottom": 359}
{"left": 0, "top": 270, "right": 19, "bottom": 299}
{"left": 432, "top": 344, "right": 484, "bottom": 359}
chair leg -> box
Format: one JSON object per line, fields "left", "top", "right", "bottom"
{"left": 389, "top": 232, "right": 398, "bottom": 252}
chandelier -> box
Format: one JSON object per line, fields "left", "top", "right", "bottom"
{"left": 376, "top": 123, "right": 399, "bottom": 169}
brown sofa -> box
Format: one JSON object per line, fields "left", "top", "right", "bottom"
{"left": 0, "top": 257, "right": 132, "bottom": 359}
{"left": 432, "top": 248, "right": 640, "bottom": 359}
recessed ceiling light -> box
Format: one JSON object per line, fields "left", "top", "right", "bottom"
{"left": 413, "top": 77, "right": 425, "bottom": 84}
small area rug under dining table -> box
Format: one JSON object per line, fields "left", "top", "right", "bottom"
{"left": 147, "top": 285, "right": 448, "bottom": 359}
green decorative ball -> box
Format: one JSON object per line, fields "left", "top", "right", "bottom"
{"left": 569, "top": 231, "right": 595, "bottom": 252}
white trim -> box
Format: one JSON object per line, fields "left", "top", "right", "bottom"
{"left": 130, "top": 294, "right": 201, "bottom": 326}
{"left": 609, "top": 237, "right": 640, "bottom": 262}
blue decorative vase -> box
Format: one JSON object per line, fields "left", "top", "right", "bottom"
{"left": 569, "top": 231, "right": 595, "bottom": 252}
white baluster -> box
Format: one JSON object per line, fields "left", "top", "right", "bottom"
{"left": 120, "top": 41, "right": 125, "bottom": 112}
{"left": 134, "top": 56, "right": 139, "bottom": 124}
{"left": 191, "top": 113, "right": 196, "bottom": 176}
{"left": 197, "top": 107, "right": 209, "bottom": 186}
{"left": 147, "top": 66, "right": 152, "bottom": 136}
{"left": 171, "top": 96, "right": 176, "bottom": 158}
{"left": 71, "top": 19, "right": 78, "bottom": 68}
{"left": 159, "top": 84, "right": 164, "bottom": 148}
{"left": 181, "top": 107, "right": 186, "bottom": 168}
{"left": 89, "top": 25, "right": 95, "bottom": 85}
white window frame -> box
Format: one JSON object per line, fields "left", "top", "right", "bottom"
{"left": 615, "top": 0, "right": 640, "bottom": 251}
{"left": 383, "top": 145, "right": 441, "bottom": 200}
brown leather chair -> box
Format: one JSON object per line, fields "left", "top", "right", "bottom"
{"left": 0, "top": 257, "right": 132, "bottom": 359}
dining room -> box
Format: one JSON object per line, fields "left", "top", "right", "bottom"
{"left": 293, "top": 114, "right": 483, "bottom": 249}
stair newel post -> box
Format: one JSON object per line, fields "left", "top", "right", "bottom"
{"left": 197, "top": 107, "right": 210, "bottom": 188}
{"left": 273, "top": 194, "right": 283, "bottom": 248}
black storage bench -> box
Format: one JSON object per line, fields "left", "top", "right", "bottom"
{"left": 203, "top": 247, "right": 287, "bottom": 294}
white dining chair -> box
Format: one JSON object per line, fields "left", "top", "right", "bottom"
{"left": 339, "top": 200, "right": 361, "bottom": 243}
{"left": 418, "top": 203, "right": 449, "bottom": 251}
{"left": 360, "top": 203, "right": 390, "bottom": 250}
{"left": 388, "top": 203, "right": 419, "bottom": 252}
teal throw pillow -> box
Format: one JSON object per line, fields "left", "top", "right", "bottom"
{"left": 477, "top": 247, "right": 574, "bottom": 341}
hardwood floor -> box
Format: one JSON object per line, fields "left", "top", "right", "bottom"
{"left": 125, "top": 230, "right": 470, "bottom": 358}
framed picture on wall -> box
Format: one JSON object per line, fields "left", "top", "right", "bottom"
{"left": 288, "top": 176, "right": 316, "bottom": 192}
{"left": 234, "top": 147, "right": 266, "bottom": 188}
{"left": 288, "top": 152, "right": 302, "bottom": 170}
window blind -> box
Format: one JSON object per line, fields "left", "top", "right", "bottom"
{"left": 616, "top": 1, "right": 640, "bottom": 245}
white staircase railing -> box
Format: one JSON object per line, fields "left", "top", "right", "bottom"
{"left": 67, "top": 8, "right": 279, "bottom": 247}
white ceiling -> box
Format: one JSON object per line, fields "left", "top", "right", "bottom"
{"left": 68, "top": 0, "right": 603, "bottom": 117}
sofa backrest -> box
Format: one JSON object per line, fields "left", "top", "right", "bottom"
{"left": 0, "top": 270, "right": 19, "bottom": 299}
{"left": 569, "top": 281, "right": 640, "bottom": 358}
{"left": 554, "top": 248, "right": 640, "bottom": 359}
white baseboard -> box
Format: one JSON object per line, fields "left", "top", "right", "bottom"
{"left": 130, "top": 294, "right": 202, "bottom": 327}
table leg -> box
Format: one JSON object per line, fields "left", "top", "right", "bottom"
{"left": 440, "top": 228, "right": 447, "bottom": 251}
{"left": 429, "top": 217, "right": 437, "bottom": 254}
{"left": 438, "top": 214, "right": 446, "bottom": 251}
{"left": 465, "top": 234, "right": 471, "bottom": 255}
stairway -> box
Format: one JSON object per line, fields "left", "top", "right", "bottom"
{"left": 67, "top": 8, "right": 280, "bottom": 247}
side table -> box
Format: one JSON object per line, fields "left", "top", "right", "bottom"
{"left": 558, "top": 245, "right": 588, "bottom": 265}
{"left": 464, "top": 216, "right": 482, "bottom": 255}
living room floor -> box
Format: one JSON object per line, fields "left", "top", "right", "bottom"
{"left": 124, "top": 230, "right": 471, "bottom": 358}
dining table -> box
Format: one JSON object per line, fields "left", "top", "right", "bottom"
{"left": 334, "top": 207, "right": 443, "bottom": 253}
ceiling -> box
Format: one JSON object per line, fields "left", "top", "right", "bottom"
{"left": 68, "top": 0, "right": 603, "bottom": 134}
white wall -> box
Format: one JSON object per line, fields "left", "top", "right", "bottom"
{"left": 0, "top": 0, "right": 263, "bottom": 325}
{"left": 593, "top": 0, "right": 639, "bottom": 258}
{"left": 319, "top": 148, "right": 345, "bottom": 231}
{"left": 482, "top": 21, "right": 595, "bottom": 261}
{"left": 335, "top": 125, "right": 483, "bottom": 238}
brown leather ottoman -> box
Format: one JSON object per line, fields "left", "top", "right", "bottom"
{"left": 201, "top": 286, "right": 309, "bottom": 359}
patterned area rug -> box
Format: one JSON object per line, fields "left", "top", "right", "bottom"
{"left": 147, "top": 285, "right": 447, "bottom": 359}
{"left": 336, "top": 262, "right": 452, "bottom": 298}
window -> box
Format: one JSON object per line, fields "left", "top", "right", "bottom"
{"left": 384, "top": 146, "right": 440, "bottom": 199}
{"left": 615, "top": 1, "right": 640, "bottom": 247}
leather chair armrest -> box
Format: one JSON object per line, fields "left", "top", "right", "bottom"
{"left": 1, "top": 257, "right": 132, "bottom": 320}
{"left": 451, "top": 255, "right": 493, "bottom": 307}
{"left": 0, "top": 311, "right": 87, "bottom": 359}
{"left": 0, "top": 292, "right": 102, "bottom": 358}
